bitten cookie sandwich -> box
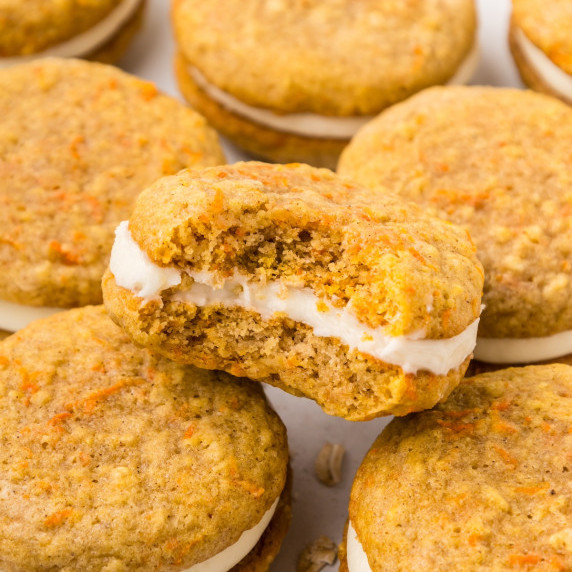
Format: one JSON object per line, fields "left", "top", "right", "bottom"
{"left": 339, "top": 87, "right": 572, "bottom": 367}
{"left": 172, "top": 0, "right": 479, "bottom": 168}
{"left": 0, "top": 306, "right": 290, "bottom": 572}
{"left": 0, "top": 0, "right": 146, "bottom": 66}
{"left": 340, "top": 364, "right": 572, "bottom": 571}
{"left": 0, "top": 58, "right": 224, "bottom": 335}
{"left": 102, "top": 162, "right": 483, "bottom": 421}
{"left": 510, "top": 0, "right": 572, "bottom": 105}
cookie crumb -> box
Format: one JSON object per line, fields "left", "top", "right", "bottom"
{"left": 297, "top": 536, "right": 338, "bottom": 572}
{"left": 315, "top": 442, "right": 345, "bottom": 487}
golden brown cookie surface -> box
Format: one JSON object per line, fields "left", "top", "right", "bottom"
{"left": 0, "top": 306, "right": 289, "bottom": 571}
{"left": 345, "top": 365, "right": 572, "bottom": 571}
{"left": 172, "top": 0, "right": 476, "bottom": 116}
{"left": 339, "top": 87, "right": 572, "bottom": 341}
{"left": 0, "top": 0, "right": 145, "bottom": 63}
{"left": 0, "top": 58, "right": 224, "bottom": 310}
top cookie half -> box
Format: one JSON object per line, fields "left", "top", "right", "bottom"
{"left": 0, "top": 58, "right": 224, "bottom": 329}
{"left": 103, "top": 162, "right": 483, "bottom": 420}
{"left": 339, "top": 86, "right": 572, "bottom": 365}
{"left": 172, "top": 0, "right": 477, "bottom": 116}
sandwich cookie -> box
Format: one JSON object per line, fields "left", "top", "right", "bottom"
{"left": 0, "top": 305, "right": 290, "bottom": 572}
{"left": 102, "top": 162, "right": 484, "bottom": 421}
{"left": 510, "top": 0, "right": 572, "bottom": 106}
{"left": 339, "top": 87, "right": 572, "bottom": 367}
{"left": 0, "top": 58, "right": 224, "bottom": 334}
{"left": 0, "top": 0, "right": 146, "bottom": 67}
{"left": 340, "top": 364, "right": 572, "bottom": 571}
{"left": 172, "top": 0, "right": 478, "bottom": 169}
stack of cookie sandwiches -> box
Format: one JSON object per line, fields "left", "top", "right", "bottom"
{"left": 0, "top": 57, "right": 224, "bottom": 337}
{"left": 339, "top": 86, "right": 572, "bottom": 371}
{"left": 0, "top": 0, "right": 146, "bottom": 66}
{"left": 172, "top": 0, "right": 479, "bottom": 168}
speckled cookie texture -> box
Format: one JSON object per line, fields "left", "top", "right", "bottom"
{"left": 339, "top": 87, "right": 572, "bottom": 341}
{"left": 0, "top": 305, "right": 290, "bottom": 572}
{"left": 102, "top": 161, "right": 483, "bottom": 421}
{"left": 172, "top": 0, "right": 477, "bottom": 168}
{"left": 0, "top": 58, "right": 224, "bottom": 310}
{"left": 340, "top": 364, "right": 572, "bottom": 571}
{"left": 0, "top": 0, "right": 145, "bottom": 64}
{"left": 509, "top": 0, "right": 572, "bottom": 104}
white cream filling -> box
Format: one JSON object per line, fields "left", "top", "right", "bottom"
{"left": 347, "top": 521, "right": 373, "bottom": 572}
{"left": 109, "top": 222, "right": 182, "bottom": 299}
{"left": 187, "top": 42, "right": 479, "bottom": 139}
{"left": 474, "top": 329, "right": 572, "bottom": 364}
{"left": 0, "top": 0, "right": 142, "bottom": 68}
{"left": 184, "top": 497, "right": 279, "bottom": 572}
{"left": 110, "top": 222, "right": 479, "bottom": 375}
{"left": 515, "top": 28, "right": 572, "bottom": 100}
{"left": 0, "top": 299, "right": 64, "bottom": 332}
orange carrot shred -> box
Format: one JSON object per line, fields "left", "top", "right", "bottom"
{"left": 44, "top": 509, "right": 72, "bottom": 528}
{"left": 235, "top": 480, "right": 265, "bottom": 498}
{"left": 47, "top": 412, "right": 72, "bottom": 427}
{"left": 492, "top": 444, "right": 518, "bottom": 468}
{"left": 436, "top": 419, "right": 475, "bottom": 434}
{"left": 492, "top": 421, "right": 519, "bottom": 435}
{"left": 514, "top": 483, "right": 549, "bottom": 495}
{"left": 468, "top": 533, "right": 485, "bottom": 547}
{"left": 65, "top": 377, "right": 143, "bottom": 415}
{"left": 183, "top": 424, "right": 195, "bottom": 439}
{"left": 211, "top": 188, "right": 225, "bottom": 214}
{"left": 507, "top": 554, "right": 541, "bottom": 567}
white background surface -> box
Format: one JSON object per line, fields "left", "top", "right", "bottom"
{"left": 119, "top": 1, "right": 524, "bottom": 569}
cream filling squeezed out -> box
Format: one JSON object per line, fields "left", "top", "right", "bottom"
{"left": 347, "top": 521, "right": 373, "bottom": 572}
{"left": 0, "top": 299, "right": 64, "bottom": 332}
{"left": 110, "top": 222, "right": 479, "bottom": 375}
{"left": 515, "top": 28, "right": 572, "bottom": 101}
{"left": 187, "top": 42, "right": 480, "bottom": 139}
{"left": 0, "top": 0, "right": 142, "bottom": 68}
{"left": 184, "top": 497, "right": 279, "bottom": 572}
{"left": 475, "top": 330, "right": 572, "bottom": 364}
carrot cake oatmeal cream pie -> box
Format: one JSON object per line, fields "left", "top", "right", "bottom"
{"left": 339, "top": 87, "right": 572, "bottom": 368}
{"left": 339, "top": 364, "right": 572, "bottom": 571}
{"left": 510, "top": 0, "right": 572, "bottom": 106}
{"left": 172, "top": 0, "right": 479, "bottom": 169}
{"left": 0, "top": 57, "right": 224, "bottom": 335}
{"left": 0, "top": 305, "right": 291, "bottom": 572}
{"left": 102, "top": 162, "right": 484, "bottom": 421}
{"left": 0, "top": 0, "right": 146, "bottom": 66}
